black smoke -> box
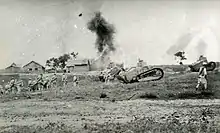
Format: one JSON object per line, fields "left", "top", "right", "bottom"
{"left": 87, "top": 11, "right": 116, "bottom": 60}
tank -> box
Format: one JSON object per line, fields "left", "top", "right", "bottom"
{"left": 188, "top": 56, "right": 216, "bottom": 72}
{"left": 99, "top": 65, "right": 164, "bottom": 84}
{"left": 116, "top": 66, "right": 164, "bottom": 83}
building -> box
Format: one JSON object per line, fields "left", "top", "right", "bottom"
{"left": 4, "top": 63, "right": 22, "bottom": 73}
{"left": 23, "top": 61, "right": 45, "bottom": 73}
{"left": 45, "top": 66, "right": 56, "bottom": 73}
{"left": 66, "top": 59, "right": 90, "bottom": 72}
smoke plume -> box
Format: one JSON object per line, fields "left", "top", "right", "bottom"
{"left": 87, "top": 11, "right": 116, "bottom": 61}
{"left": 166, "top": 33, "right": 194, "bottom": 55}
{"left": 196, "top": 39, "right": 207, "bottom": 56}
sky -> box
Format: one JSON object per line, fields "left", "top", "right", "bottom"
{"left": 0, "top": 0, "right": 220, "bottom": 68}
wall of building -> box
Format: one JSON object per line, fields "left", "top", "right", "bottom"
{"left": 67, "top": 65, "right": 89, "bottom": 72}
{"left": 23, "top": 62, "right": 44, "bottom": 73}
{"left": 74, "top": 65, "right": 89, "bottom": 72}
{"left": 4, "top": 66, "right": 22, "bottom": 73}
{"left": 67, "top": 66, "right": 74, "bottom": 73}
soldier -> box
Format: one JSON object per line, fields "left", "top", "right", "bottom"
{"left": 16, "top": 80, "right": 23, "bottom": 94}
{"left": 73, "top": 75, "right": 78, "bottom": 86}
{"left": 99, "top": 71, "right": 105, "bottom": 82}
{"left": 9, "top": 77, "right": 16, "bottom": 93}
{"left": 0, "top": 84, "right": 3, "bottom": 94}
{"left": 0, "top": 80, "right": 5, "bottom": 94}
{"left": 196, "top": 62, "right": 208, "bottom": 91}
{"left": 43, "top": 75, "right": 50, "bottom": 90}
{"left": 37, "top": 73, "right": 44, "bottom": 90}
{"left": 27, "top": 78, "right": 32, "bottom": 91}
{"left": 62, "top": 73, "right": 68, "bottom": 87}
{"left": 51, "top": 73, "right": 57, "bottom": 88}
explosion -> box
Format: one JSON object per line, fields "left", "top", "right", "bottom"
{"left": 87, "top": 11, "right": 116, "bottom": 62}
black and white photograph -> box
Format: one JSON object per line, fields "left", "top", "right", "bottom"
{"left": 0, "top": 0, "right": 220, "bottom": 132}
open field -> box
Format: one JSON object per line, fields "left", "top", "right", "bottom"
{"left": 0, "top": 70, "right": 220, "bottom": 132}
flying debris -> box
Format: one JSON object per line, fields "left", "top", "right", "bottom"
{"left": 78, "top": 13, "right": 82, "bottom": 17}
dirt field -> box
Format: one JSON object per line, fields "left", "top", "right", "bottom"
{"left": 0, "top": 71, "right": 220, "bottom": 132}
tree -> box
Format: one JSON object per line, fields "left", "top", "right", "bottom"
{"left": 70, "top": 52, "right": 78, "bottom": 59}
{"left": 46, "top": 52, "right": 78, "bottom": 71}
{"left": 53, "top": 58, "right": 59, "bottom": 68}
{"left": 58, "top": 54, "right": 71, "bottom": 69}
{"left": 46, "top": 60, "right": 51, "bottom": 67}
{"left": 174, "top": 51, "right": 187, "bottom": 65}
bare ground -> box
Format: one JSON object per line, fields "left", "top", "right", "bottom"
{"left": 1, "top": 99, "right": 220, "bottom": 132}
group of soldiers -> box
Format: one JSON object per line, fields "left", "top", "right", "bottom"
{"left": 0, "top": 72, "right": 79, "bottom": 95}
{"left": 0, "top": 77, "right": 24, "bottom": 94}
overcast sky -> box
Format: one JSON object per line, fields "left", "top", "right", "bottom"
{"left": 0, "top": 0, "right": 220, "bottom": 68}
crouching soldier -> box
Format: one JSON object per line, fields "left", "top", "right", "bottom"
{"left": 196, "top": 62, "right": 208, "bottom": 91}
{"left": 16, "top": 80, "right": 23, "bottom": 94}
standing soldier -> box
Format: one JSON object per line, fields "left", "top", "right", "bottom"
{"left": 62, "top": 73, "right": 68, "bottom": 87}
{"left": 73, "top": 75, "right": 78, "bottom": 87}
{"left": 28, "top": 78, "right": 33, "bottom": 91}
{"left": 37, "top": 73, "right": 44, "bottom": 90}
{"left": 37, "top": 74, "right": 43, "bottom": 90}
{"left": 0, "top": 85, "right": 3, "bottom": 94}
{"left": 0, "top": 80, "right": 5, "bottom": 94}
{"left": 16, "top": 80, "right": 23, "bottom": 94}
{"left": 196, "top": 62, "right": 208, "bottom": 91}
{"left": 9, "top": 77, "right": 16, "bottom": 94}
{"left": 5, "top": 81, "right": 10, "bottom": 94}
{"left": 43, "top": 75, "right": 50, "bottom": 90}
{"left": 51, "top": 73, "right": 57, "bottom": 88}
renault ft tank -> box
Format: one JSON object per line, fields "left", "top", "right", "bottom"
{"left": 98, "top": 63, "right": 124, "bottom": 82}
{"left": 116, "top": 66, "right": 164, "bottom": 84}
{"left": 99, "top": 65, "right": 164, "bottom": 84}
{"left": 188, "top": 56, "right": 216, "bottom": 72}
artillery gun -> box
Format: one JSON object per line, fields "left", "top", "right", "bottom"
{"left": 188, "top": 56, "right": 216, "bottom": 72}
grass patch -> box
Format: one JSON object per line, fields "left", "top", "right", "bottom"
{"left": 84, "top": 114, "right": 220, "bottom": 133}
{"left": 176, "top": 91, "right": 215, "bottom": 99}
{"left": 137, "top": 92, "right": 159, "bottom": 99}
{"left": 0, "top": 122, "right": 74, "bottom": 133}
